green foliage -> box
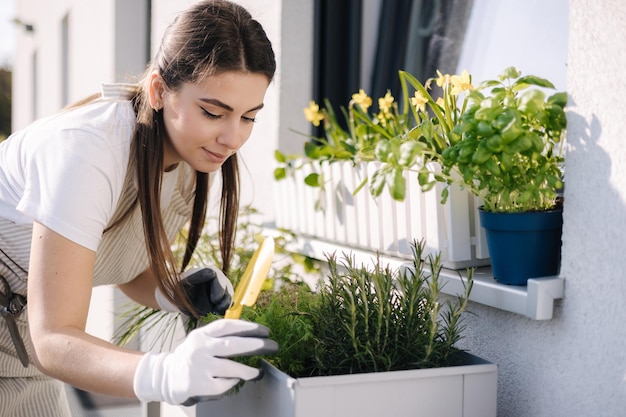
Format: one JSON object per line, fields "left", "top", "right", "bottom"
{"left": 274, "top": 70, "right": 473, "bottom": 205}
{"left": 202, "top": 281, "right": 319, "bottom": 378}
{"left": 275, "top": 67, "right": 566, "bottom": 213}
{"left": 206, "top": 239, "right": 474, "bottom": 378}
{"left": 441, "top": 67, "right": 566, "bottom": 212}
{"left": 311, "top": 239, "right": 473, "bottom": 375}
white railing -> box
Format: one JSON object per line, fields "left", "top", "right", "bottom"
{"left": 274, "top": 161, "right": 490, "bottom": 269}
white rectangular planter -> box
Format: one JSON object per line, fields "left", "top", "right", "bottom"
{"left": 197, "top": 352, "right": 497, "bottom": 417}
{"left": 274, "top": 160, "right": 490, "bottom": 269}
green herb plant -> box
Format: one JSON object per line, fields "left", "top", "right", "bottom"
{"left": 210, "top": 239, "right": 474, "bottom": 378}
{"left": 441, "top": 67, "right": 566, "bottom": 212}
{"left": 311, "top": 239, "right": 473, "bottom": 375}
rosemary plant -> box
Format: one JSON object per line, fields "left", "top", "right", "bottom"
{"left": 311, "top": 239, "right": 473, "bottom": 375}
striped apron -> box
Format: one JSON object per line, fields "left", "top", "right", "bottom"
{"left": 0, "top": 162, "right": 195, "bottom": 416}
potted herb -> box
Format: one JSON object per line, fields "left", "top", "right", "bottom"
{"left": 198, "top": 240, "right": 498, "bottom": 417}
{"left": 438, "top": 67, "right": 567, "bottom": 285}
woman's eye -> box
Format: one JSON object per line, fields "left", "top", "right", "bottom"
{"left": 242, "top": 116, "right": 257, "bottom": 124}
{"left": 202, "top": 108, "right": 221, "bottom": 119}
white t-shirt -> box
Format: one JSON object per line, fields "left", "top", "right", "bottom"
{"left": 0, "top": 84, "right": 137, "bottom": 251}
{"left": 0, "top": 84, "right": 197, "bottom": 290}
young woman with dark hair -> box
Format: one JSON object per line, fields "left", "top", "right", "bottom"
{"left": 0, "top": 1, "right": 278, "bottom": 414}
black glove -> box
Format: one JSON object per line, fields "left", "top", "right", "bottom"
{"left": 155, "top": 266, "right": 234, "bottom": 316}
{"left": 179, "top": 267, "right": 234, "bottom": 316}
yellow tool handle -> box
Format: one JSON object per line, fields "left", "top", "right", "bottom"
{"left": 224, "top": 237, "right": 274, "bottom": 320}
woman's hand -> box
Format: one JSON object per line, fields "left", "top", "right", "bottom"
{"left": 133, "top": 319, "right": 278, "bottom": 405}
{"left": 155, "top": 266, "right": 234, "bottom": 316}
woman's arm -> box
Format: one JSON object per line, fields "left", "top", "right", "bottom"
{"left": 118, "top": 268, "right": 161, "bottom": 309}
{"left": 27, "top": 221, "right": 142, "bottom": 397}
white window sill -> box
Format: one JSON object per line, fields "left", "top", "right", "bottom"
{"left": 278, "top": 233, "right": 564, "bottom": 321}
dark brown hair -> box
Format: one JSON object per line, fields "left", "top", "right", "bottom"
{"left": 118, "top": 0, "right": 275, "bottom": 315}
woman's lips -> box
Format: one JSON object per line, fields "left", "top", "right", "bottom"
{"left": 203, "top": 148, "right": 229, "bottom": 163}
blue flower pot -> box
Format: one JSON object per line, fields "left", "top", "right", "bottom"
{"left": 478, "top": 207, "right": 563, "bottom": 286}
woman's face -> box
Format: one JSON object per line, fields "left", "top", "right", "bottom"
{"left": 157, "top": 71, "right": 270, "bottom": 172}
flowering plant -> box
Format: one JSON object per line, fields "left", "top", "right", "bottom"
{"left": 274, "top": 69, "right": 475, "bottom": 202}
{"left": 275, "top": 66, "right": 566, "bottom": 213}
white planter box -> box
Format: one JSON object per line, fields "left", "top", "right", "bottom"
{"left": 274, "top": 160, "right": 490, "bottom": 269}
{"left": 197, "top": 352, "right": 497, "bottom": 417}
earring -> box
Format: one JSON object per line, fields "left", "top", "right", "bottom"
{"left": 154, "top": 101, "right": 161, "bottom": 111}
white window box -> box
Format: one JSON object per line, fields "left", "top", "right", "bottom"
{"left": 198, "top": 352, "right": 497, "bottom": 417}
{"left": 274, "top": 160, "right": 489, "bottom": 270}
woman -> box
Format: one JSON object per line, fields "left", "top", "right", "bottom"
{"left": 0, "top": 0, "right": 278, "bottom": 414}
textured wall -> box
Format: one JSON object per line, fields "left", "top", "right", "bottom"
{"left": 457, "top": 1, "right": 626, "bottom": 416}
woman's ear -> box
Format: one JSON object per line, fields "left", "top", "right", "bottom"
{"left": 148, "top": 70, "right": 165, "bottom": 110}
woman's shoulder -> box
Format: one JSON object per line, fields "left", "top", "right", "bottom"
{"left": 60, "top": 91, "right": 137, "bottom": 143}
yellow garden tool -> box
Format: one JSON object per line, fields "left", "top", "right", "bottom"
{"left": 224, "top": 237, "right": 275, "bottom": 319}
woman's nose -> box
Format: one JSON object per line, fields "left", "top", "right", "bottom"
{"left": 216, "top": 122, "right": 243, "bottom": 151}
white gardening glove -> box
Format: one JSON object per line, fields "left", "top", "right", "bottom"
{"left": 133, "top": 319, "right": 278, "bottom": 406}
{"left": 155, "top": 266, "right": 234, "bottom": 316}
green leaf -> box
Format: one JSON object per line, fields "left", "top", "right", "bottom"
{"left": 518, "top": 89, "right": 546, "bottom": 114}
{"left": 471, "top": 146, "right": 492, "bottom": 165}
{"left": 476, "top": 121, "right": 494, "bottom": 137}
{"left": 274, "top": 167, "right": 286, "bottom": 181}
{"left": 375, "top": 141, "right": 391, "bottom": 162}
{"left": 304, "top": 173, "right": 321, "bottom": 187}
{"left": 514, "top": 75, "right": 555, "bottom": 89}
{"left": 484, "top": 159, "right": 501, "bottom": 176}
{"left": 417, "top": 169, "right": 431, "bottom": 186}
{"left": 548, "top": 92, "right": 568, "bottom": 108}
{"left": 397, "top": 141, "right": 424, "bottom": 168}
{"left": 275, "top": 150, "right": 287, "bottom": 163}
{"left": 485, "top": 135, "right": 504, "bottom": 152}
{"left": 388, "top": 168, "right": 406, "bottom": 201}
{"left": 369, "top": 169, "right": 386, "bottom": 197}
{"left": 304, "top": 141, "right": 322, "bottom": 159}
{"left": 500, "top": 118, "right": 523, "bottom": 143}
{"left": 435, "top": 188, "right": 448, "bottom": 205}
{"left": 499, "top": 66, "right": 521, "bottom": 80}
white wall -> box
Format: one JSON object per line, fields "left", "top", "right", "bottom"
{"left": 454, "top": 1, "right": 626, "bottom": 416}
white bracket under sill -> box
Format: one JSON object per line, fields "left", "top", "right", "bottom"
{"left": 434, "top": 268, "right": 565, "bottom": 320}
{"left": 277, "top": 234, "right": 565, "bottom": 321}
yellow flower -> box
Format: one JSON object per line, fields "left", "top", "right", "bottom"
{"left": 436, "top": 97, "right": 445, "bottom": 108}
{"left": 376, "top": 112, "right": 388, "bottom": 127}
{"left": 352, "top": 89, "right": 372, "bottom": 111}
{"left": 378, "top": 91, "right": 395, "bottom": 115}
{"left": 304, "top": 100, "right": 324, "bottom": 127}
{"left": 435, "top": 70, "right": 451, "bottom": 87}
{"left": 450, "top": 70, "right": 473, "bottom": 95}
{"left": 410, "top": 91, "right": 428, "bottom": 112}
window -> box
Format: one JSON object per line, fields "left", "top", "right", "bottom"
{"left": 312, "top": 0, "right": 473, "bottom": 112}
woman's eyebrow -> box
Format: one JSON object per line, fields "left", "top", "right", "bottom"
{"left": 200, "top": 98, "right": 264, "bottom": 113}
